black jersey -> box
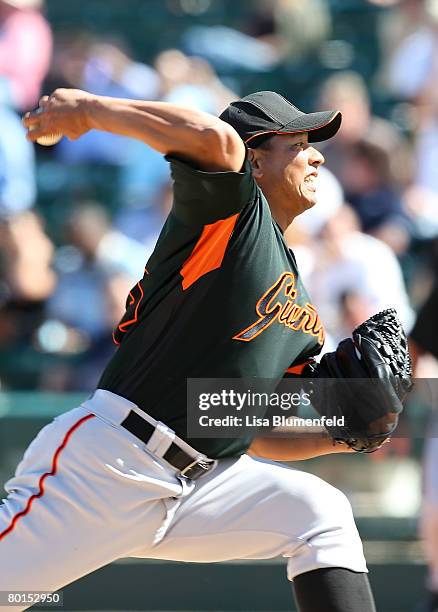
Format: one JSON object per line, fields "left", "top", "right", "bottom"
{"left": 98, "top": 156, "right": 325, "bottom": 458}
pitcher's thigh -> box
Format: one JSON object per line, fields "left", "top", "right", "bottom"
{"left": 146, "top": 454, "right": 367, "bottom": 579}
{"left": 0, "top": 407, "right": 165, "bottom": 602}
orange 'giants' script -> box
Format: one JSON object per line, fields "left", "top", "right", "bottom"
{"left": 233, "top": 272, "right": 325, "bottom": 344}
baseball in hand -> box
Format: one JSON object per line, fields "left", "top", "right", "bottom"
{"left": 29, "top": 107, "right": 63, "bottom": 146}
{"left": 34, "top": 132, "right": 63, "bottom": 146}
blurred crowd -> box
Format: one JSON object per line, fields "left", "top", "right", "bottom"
{"left": 1, "top": 0, "right": 438, "bottom": 392}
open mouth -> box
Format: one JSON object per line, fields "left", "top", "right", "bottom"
{"left": 304, "top": 175, "right": 317, "bottom": 188}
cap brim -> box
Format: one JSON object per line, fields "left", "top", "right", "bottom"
{"left": 282, "top": 110, "right": 342, "bottom": 143}
{"left": 244, "top": 109, "right": 341, "bottom": 145}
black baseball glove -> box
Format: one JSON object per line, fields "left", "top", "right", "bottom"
{"left": 303, "top": 308, "right": 413, "bottom": 453}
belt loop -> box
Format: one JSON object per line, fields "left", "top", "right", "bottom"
{"left": 146, "top": 422, "right": 175, "bottom": 457}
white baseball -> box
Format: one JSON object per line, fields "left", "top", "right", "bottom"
{"left": 29, "top": 107, "right": 63, "bottom": 146}
{"left": 35, "top": 132, "right": 63, "bottom": 146}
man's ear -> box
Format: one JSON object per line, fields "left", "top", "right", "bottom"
{"left": 247, "top": 148, "right": 264, "bottom": 179}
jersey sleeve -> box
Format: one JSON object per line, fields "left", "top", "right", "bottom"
{"left": 166, "top": 154, "right": 257, "bottom": 226}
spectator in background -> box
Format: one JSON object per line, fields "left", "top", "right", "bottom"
{"left": 0, "top": 92, "right": 36, "bottom": 219}
{"left": 340, "top": 136, "right": 411, "bottom": 255}
{"left": 402, "top": 182, "right": 438, "bottom": 241}
{"left": 49, "top": 201, "right": 146, "bottom": 326}
{"left": 375, "top": 0, "right": 438, "bottom": 241}
{"left": 245, "top": 0, "right": 332, "bottom": 62}
{"left": 288, "top": 201, "right": 414, "bottom": 343}
{"left": 0, "top": 0, "right": 52, "bottom": 111}
{"left": 377, "top": 0, "right": 435, "bottom": 93}
{"left": 0, "top": 211, "right": 56, "bottom": 389}
{"left": 317, "top": 71, "right": 412, "bottom": 185}
{"left": 182, "top": 0, "right": 331, "bottom": 72}
{"left": 48, "top": 31, "right": 95, "bottom": 92}
{"left": 156, "top": 49, "right": 236, "bottom": 113}
{"left": 46, "top": 201, "right": 144, "bottom": 339}
{"left": 181, "top": 24, "right": 279, "bottom": 73}
{"left": 115, "top": 173, "right": 174, "bottom": 248}
{"left": 65, "top": 271, "right": 133, "bottom": 391}
{"left": 82, "top": 40, "right": 160, "bottom": 100}
{"left": 270, "top": 0, "right": 331, "bottom": 61}
{"left": 0, "top": 210, "right": 55, "bottom": 303}
{"left": 317, "top": 71, "right": 412, "bottom": 253}
{"left": 54, "top": 37, "right": 161, "bottom": 165}
{"left": 60, "top": 202, "right": 147, "bottom": 282}
{"left": 39, "top": 271, "right": 133, "bottom": 392}
{"left": 39, "top": 202, "right": 144, "bottom": 391}
{"left": 382, "top": 0, "right": 438, "bottom": 243}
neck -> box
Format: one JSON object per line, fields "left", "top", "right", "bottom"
{"left": 272, "top": 206, "right": 296, "bottom": 233}
{"left": 261, "top": 186, "right": 296, "bottom": 233}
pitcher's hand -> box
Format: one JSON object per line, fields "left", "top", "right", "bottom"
{"left": 23, "top": 89, "right": 95, "bottom": 142}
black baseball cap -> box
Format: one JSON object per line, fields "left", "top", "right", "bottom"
{"left": 219, "top": 91, "right": 342, "bottom": 147}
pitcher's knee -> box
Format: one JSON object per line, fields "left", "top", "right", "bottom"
{"left": 285, "top": 480, "right": 368, "bottom": 580}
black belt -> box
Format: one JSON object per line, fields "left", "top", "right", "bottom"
{"left": 120, "top": 410, "right": 215, "bottom": 481}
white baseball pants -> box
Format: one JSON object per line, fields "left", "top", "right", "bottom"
{"left": 0, "top": 390, "right": 367, "bottom": 611}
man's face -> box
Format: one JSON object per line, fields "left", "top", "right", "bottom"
{"left": 253, "top": 132, "right": 325, "bottom": 217}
